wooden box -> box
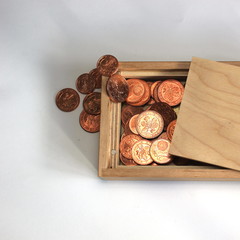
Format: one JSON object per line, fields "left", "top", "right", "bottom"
{"left": 98, "top": 60, "right": 240, "bottom": 180}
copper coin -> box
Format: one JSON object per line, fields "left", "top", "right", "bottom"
{"left": 121, "top": 105, "right": 144, "bottom": 126}
{"left": 147, "top": 97, "right": 156, "bottom": 105}
{"left": 129, "top": 114, "right": 139, "bottom": 135}
{"left": 97, "top": 55, "right": 119, "bottom": 77}
{"left": 76, "top": 73, "right": 95, "bottom": 94}
{"left": 158, "top": 79, "right": 184, "bottom": 106}
{"left": 124, "top": 119, "right": 134, "bottom": 135}
{"left": 157, "top": 132, "right": 169, "bottom": 140}
{"left": 136, "top": 110, "right": 164, "bottom": 139}
{"left": 120, "top": 153, "right": 138, "bottom": 166}
{"left": 126, "top": 79, "right": 150, "bottom": 106}
{"left": 132, "top": 140, "right": 153, "bottom": 165}
{"left": 106, "top": 74, "right": 129, "bottom": 102}
{"left": 149, "top": 102, "right": 177, "bottom": 130}
{"left": 55, "top": 88, "right": 80, "bottom": 112}
{"left": 166, "top": 119, "right": 177, "bottom": 141}
{"left": 153, "top": 81, "right": 162, "bottom": 102}
{"left": 150, "top": 139, "right": 172, "bottom": 164}
{"left": 151, "top": 81, "right": 162, "bottom": 97}
{"left": 151, "top": 162, "right": 159, "bottom": 166}
{"left": 79, "top": 110, "right": 100, "bottom": 133}
{"left": 89, "top": 68, "right": 102, "bottom": 89}
{"left": 83, "top": 92, "right": 101, "bottom": 115}
{"left": 120, "top": 134, "right": 142, "bottom": 159}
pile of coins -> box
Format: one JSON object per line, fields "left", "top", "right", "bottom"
{"left": 55, "top": 55, "right": 120, "bottom": 132}
{"left": 55, "top": 54, "right": 186, "bottom": 166}
{"left": 118, "top": 78, "right": 184, "bottom": 166}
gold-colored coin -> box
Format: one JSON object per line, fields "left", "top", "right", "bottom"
{"left": 150, "top": 139, "right": 172, "bottom": 164}
{"left": 136, "top": 110, "right": 164, "bottom": 139}
{"left": 132, "top": 140, "right": 153, "bottom": 165}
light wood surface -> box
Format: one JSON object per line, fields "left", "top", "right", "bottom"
{"left": 99, "top": 60, "right": 240, "bottom": 180}
{"left": 170, "top": 57, "right": 240, "bottom": 171}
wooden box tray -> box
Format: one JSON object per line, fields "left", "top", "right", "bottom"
{"left": 98, "top": 60, "right": 240, "bottom": 180}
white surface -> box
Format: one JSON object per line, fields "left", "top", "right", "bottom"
{"left": 1, "top": 0, "right": 240, "bottom": 239}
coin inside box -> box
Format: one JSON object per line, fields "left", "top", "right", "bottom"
{"left": 98, "top": 61, "right": 240, "bottom": 180}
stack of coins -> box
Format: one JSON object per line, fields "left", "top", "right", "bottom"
{"left": 55, "top": 54, "right": 188, "bottom": 166}
{"left": 55, "top": 55, "right": 119, "bottom": 133}
{"left": 115, "top": 76, "right": 185, "bottom": 166}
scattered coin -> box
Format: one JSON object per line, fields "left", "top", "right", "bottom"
{"left": 79, "top": 110, "right": 100, "bottom": 133}
{"left": 136, "top": 110, "right": 164, "bottom": 139}
{"left": 129, "top": 114, "right": 139, "bottom": 135}
{"left": 150, "top": 139, "right": 172, "bottom": 164}
{"left": 76, "top": 73, "right": 95, "bottom": 94}
{"left": 97, "top": 55, "right": 119, "bottom": 76}
{"left": 55, "top": 88, "right": 80, "bottom": 112}
{"left": 120, "top": 153, "right": 138, "bottom": 166}
{"left": 157, "top": 79, "right": 184, "bottom": 106}
{"left": 132, "top": 140, "right": 153, "bottom": 165}
{"left": 120, "top": 134, "right": 142, "bottom": 159}
{"left": 121, "top": 105, "right": 144, "bottom": 126}
{"left": 89, "top": 68, "right": 102, "bottom": 89}
{"left": 149, "top": 102, "right": 177, "bottom": 130}
{"left": 106, "top": 74, "right": 129, "bottom": 102}
{"left": 166, "top": 119, "right": 177, "bottom": 141}
{"left": 83, "top": 92, "right": 101, "bottom": 115}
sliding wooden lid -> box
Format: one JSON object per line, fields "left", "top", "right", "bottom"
{"left": 169, "top": 57, "right": 240, "bottom": 171}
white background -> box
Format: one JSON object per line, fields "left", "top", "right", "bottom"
{"left": 1, "top": 0, "right": 240, "bottom": 239}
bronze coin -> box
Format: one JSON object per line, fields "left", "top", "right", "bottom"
{"left": 97, "top": 55, "right": 119, "bottom": 77}
{"left": 129, "top": 114, "right": 139, "bottom": 135}
{"left": 120, "top": 153, "right": 138, "bottom": 166}
{"left": 89, "top": 68, "right": 102, "bottom": 89}
{"left": 106, "top": 74, "right": 129, "bottom": 102}
{"left": 132, "top": 140, "right": 153, "bottom": 165}
{"left": 149, "top": 102, "right": 177, "bottom": 130}
{"left": 151, "top": 81, "right": 162, "bottom": 98}
{"left": 166, "top": 119, "right": 177, "bottom": 141}
{"left": 79, "top": 110, "right": 100, "bottom": 133}
{"left": 126, "top": 79, "right": 150, "bottom": 106}
{"left": 157, "top": 132, "right": 169, "bottom": 140}
{"left": 150, "top": 139, "right": 172, "bottom": 164}
{"left": 76, "top": 73, "right": 95, "bottom": 94}
{"left": 124, "top": 119, "right": 134, "bottom": 136}
{"left": 158, "top": 79, "right": 184, "bottom": 106}
{"left": 153, "top": 81, "right": 162, "bottom": 102}
{"left": 121, "top": 105, "right": 144, "bottom": 126}
{"left": 55, "top": 88, "right": 80, "bottom": 112}
{"left": 136, "top": 110, "right": 164, "bottom": 139}
{"left": 120, "top": 134, "right": 142, "bottom": 159}
{"left": 83, "top": 92, "right": 101, "bottom": 115}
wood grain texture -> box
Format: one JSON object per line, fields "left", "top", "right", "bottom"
{"left": 99, "top": 60, "right": 240, "bottom": 180}
{"left": 170, "top": 57, "right": 240, "bottom": 171}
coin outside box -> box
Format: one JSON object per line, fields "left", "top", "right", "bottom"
{"left": 98, "top": 60, "right": 240, "bottom": 180}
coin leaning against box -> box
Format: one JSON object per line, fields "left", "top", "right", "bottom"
{"left": 55, "top": 55, "right": 184, "bottom": 166}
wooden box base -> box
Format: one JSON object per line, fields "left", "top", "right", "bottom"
{"left": 98, "top": 61, "right": 240, "bottom": 180}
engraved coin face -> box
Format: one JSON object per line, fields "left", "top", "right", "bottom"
{"left": 158, "top": 79, "right": 184, "bottom": 106}
{"left": 106, "top": 74, "right": 129, "bottom": 102}
{"left": 120, "top": 134, "right": 142, "bottom": 159}
{"left": 79, "top": 110, "right": 100, "bottom": 133}
{"left": 76, "top": 73, "right": 95, "bottom": 94}
{"left": 150, "top": 139, "right": 172, "bottom": 164}
{"left": 132, "top": 140, "right": 153, "bottom": 165}
{"left": 121, "top": 105, "right": 144, "bottom": 126}
{"left": 83, "top": 92, "right": 101, "bottom": 115}
{"left": 166, "top": 119, "right": 177, "bottom": 141}
{"left": 97, "top": 55, "right": 119, "bottom": 77}
{"left": 55, "top": 88, "right": 80, "bottom": 112}
{"left": 136, "top": 110, "right": 164, "bottom": 139}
